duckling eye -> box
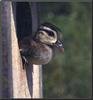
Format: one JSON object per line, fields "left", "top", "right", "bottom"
{"left": 48, "top": 31, "right": 55, "bottom": 37}
{"left": 39, "top": 29, "right": 55, "bottom": 37}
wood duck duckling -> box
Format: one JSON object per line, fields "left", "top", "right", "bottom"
{"left": 19, "top": 22, "right": 64, "bottom": 65}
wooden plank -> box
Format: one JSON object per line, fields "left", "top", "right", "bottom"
{"left": 0, "top": 2, "right": 2, "bottom": 98}
{"left": 10, "top": 2, "right": 31, "bottom": 98}
{"left": 1, "top": 1, "right": 42, "bottom": 98}
{"left": 32, "top": 65, "right": 43, "bottom": 98}
{"left": 1, "top": 1, "right": 12, "bottom": 98}
{"left": 30, "top": 2, "right": 43, "bottom": 98}
{"left": 1, "top": 1, "right": 31, "bottom": 98}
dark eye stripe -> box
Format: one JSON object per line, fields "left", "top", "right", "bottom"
{"left": 40, "top": 29, "right": 55, "bottom": 37}
{"left": 47, "top": 31, "right": 54, "bottom": 37}
{"left": 40, "top": 22, "right": 62, "bottom": 32}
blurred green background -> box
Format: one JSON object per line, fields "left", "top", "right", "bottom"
{"left": 38, "top": 2, "right": 92, "bottom": 98}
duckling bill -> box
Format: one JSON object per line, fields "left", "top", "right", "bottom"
{"left": 54, "top": 40, "right": 64, "bottom": 53}
{"left": 19, "top": 22, "right": 64, "bottom": 65}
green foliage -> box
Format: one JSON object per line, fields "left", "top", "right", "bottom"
{"left": 39, "top": 2, "right": 92, "bottom": 98}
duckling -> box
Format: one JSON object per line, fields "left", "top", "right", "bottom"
{"left": 19, "top": 22, "right": 64, "bottom": 65}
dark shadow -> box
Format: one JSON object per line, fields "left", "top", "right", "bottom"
{"left": 15, "top": 2, "right": 32, "bottom": 41}
{"left": 15, "top": 2, "right": 33, "bottom": 97}
{"left": 15, "top": 2, "right": 40, "bottom": 97}
{"left": 25, "top": 63, "right": 33, "bottom": 97}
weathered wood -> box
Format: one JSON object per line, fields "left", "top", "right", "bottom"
{"left": 10, "top": 2, "right": 31, "bottom": 98}
{"left": 1, "top": 1, "right": 31, "bottom": 98}
{"left": 0, "top": 2, "right": 2, "bottom": 98}
{"left": 1, "top": 1, "right": 12, "bottom": 98}
{"left": 0, "top": 1, "right": 43, "bottom": 98}
{"left": 32, "top": 65, "right": 43, "bottom": 98}
{"left": 30, "top": 2, "right": 43, "bottom": 98}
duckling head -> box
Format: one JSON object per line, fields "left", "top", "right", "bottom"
{"left": 34, "top": 22, "right": 64, "bottom": 53}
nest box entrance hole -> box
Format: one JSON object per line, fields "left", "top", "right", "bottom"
{"left": 15, "top": 2, "right": 32, "bottom": 41}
